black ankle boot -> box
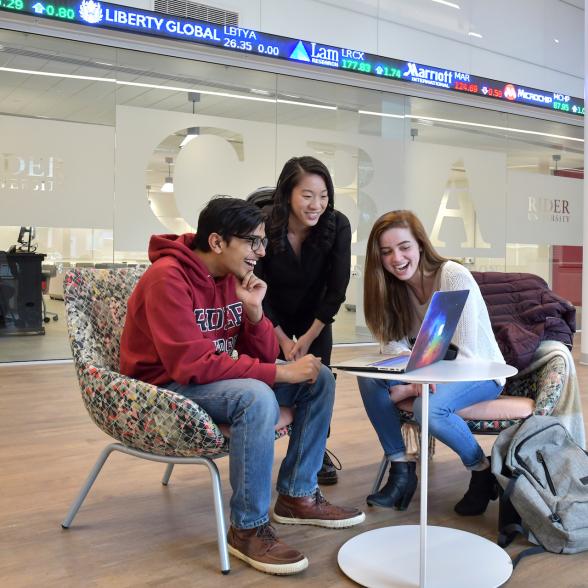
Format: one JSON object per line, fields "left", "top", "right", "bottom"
{"left": 454, "top": 467, "right": 498, "bottom": 516}
{"left": 367, "top": 461, "right": 418, "bottom": 510}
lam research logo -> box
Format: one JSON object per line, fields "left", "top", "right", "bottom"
{"left": 504, "top": 84, "right": 517, "bottom": 101}
{"left": 289, "top": 41, "right": 310, "bottom": 62}
{"left": 79, "top": 0, "right": 104, "bottom": 24}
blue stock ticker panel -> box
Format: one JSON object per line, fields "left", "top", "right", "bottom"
{"left": 0, "top": 0, "right": 584, "bottom": 117}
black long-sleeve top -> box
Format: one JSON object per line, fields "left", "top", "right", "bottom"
{"left": 255, "top": 209, "right": 352, "bottom": 328}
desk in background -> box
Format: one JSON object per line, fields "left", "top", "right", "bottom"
{"left": 0, "top": 252, "right": 46, "bottom": 336}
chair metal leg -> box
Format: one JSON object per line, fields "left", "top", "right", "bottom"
{"left": 371, "top": 454, "right": 390, "bottom": 494}
{"left": 200, "top": 459, "right": 230, "bottom": 574}
{"left": 61, "top": 443, "right": 117, "bottom": 528}
{"left": 162, "top": 463, "right": 174, "bottom": 486}
{"left": 62, "top": 443, "right": 230, "bottom": 574}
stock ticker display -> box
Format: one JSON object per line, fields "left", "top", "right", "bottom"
{"left": 0, "top": 0, "right": 584, "bottom": 117}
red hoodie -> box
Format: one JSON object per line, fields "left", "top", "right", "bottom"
{"left": 120, "top": 233, "right": 278, "bottom": 386}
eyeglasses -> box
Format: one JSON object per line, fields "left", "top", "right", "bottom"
{"left": 235, "top": 235, "right": 268, "bottom": 252}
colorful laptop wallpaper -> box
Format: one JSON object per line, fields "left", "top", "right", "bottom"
{"left": 407, "top": 289, "right": 469, "bottom": 370}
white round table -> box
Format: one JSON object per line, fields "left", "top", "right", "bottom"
{"left": 336, "top": 359, "right": 517, "bottom": 588}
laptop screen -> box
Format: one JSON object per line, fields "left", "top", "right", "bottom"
{"left": 405, "top": 289, "right": 469, "bottom": 371}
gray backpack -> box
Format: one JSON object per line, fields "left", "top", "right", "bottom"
{"left": 491, "top": 415, "right": 588, "bottom": 565}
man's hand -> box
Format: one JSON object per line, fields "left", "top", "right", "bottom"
{"left": 275, "top": 354, "right": 322, "bottom": 384}
{"left": 388, "top": 383, "right": 436, "bottom": 404}
{"left": 235, "top": 270, "right": 266, "bottom": 323}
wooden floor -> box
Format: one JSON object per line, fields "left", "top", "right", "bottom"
{"left": 1, "top": 341, "right": 588, "bottom": 588}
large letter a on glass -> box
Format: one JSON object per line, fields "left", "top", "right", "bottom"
{"left": 430, "top": 162, "right": 491, "bottom": 249}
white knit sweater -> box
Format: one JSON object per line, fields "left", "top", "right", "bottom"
{"left": 383, "top": 260, "right": 506, "bottom": 383}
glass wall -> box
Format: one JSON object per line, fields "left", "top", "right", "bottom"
{"left": 0, "top": 28, "right": 583, "bottom": 361}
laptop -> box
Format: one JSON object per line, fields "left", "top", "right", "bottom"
{"left": 331, "top": 289, "right": 469, "bottom": 374}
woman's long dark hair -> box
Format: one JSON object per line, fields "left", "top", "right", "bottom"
{"left": 268, "top": 156, "right": 336, "bottom": 253}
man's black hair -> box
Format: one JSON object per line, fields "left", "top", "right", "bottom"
{"left": 193, "top": 195, "right": 264, "bottom": 252}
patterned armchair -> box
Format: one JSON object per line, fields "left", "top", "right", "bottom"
{"left": 400, "top": 354, "right": 566, "bottom": 433}
{"left": 370, "top": 354, "right": 568, "bottom": 494}
{"left": 61, "top": 268, "right": 291, "bottom": 574}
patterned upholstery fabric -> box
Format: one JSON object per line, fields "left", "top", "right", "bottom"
{"left": 400, "top": 355, "right": 566, "bottom": 435}
{"left": 64, "top": 268, "right": 289, "bottom": 458}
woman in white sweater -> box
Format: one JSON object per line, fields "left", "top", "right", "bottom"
{"left": 359, "top": 210, "right": 505, "bottom": 515}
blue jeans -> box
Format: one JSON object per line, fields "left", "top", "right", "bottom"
{"left": 165, "top": 364, "right": 335, "bottom": 529}
{"left": 358, "top": 377, "right": 503, "bottom": 468}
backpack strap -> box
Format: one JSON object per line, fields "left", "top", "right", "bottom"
{"left": 511, "top": 545, "right": 546, "bottom": 568}
{"left": 498, "top": 523, "right": 525, "bottom": 548}
{"left": 497, "top": 470, "right": 523, "bottom": 548}
{"left": 502, "top": 469, "right": 521, "bottom": 502}
{"left": 497, "top": 471, "right": 550, "bottom": 568}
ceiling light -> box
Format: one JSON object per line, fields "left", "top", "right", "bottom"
{"left": 0, "top": 66, "right": 116, "bottom": 82}
{"left": 160, "top": 157, "right": 174, "bottom": 193}
{"left": 357, "top": 111, "right": 582, "bottom": 143}
{"left": 406, "top": 114, "right": 584, "bottom": 143}
{"left": 0, "top": 66, "right": 276, "bottom": 104}
{"left": 277, "top": 99, "right": 337, "bottom": 110}
{"left": 180, "top": 127, "right": 200, "bottom": 148}
{"left": 188, "top": 91, "right": 200, "bottom": 106}
{"left": 117, "top": 80, "right": 275, "bottom": 103}
{"left": 160, "top": 179, "right": 174, "bottom": 193}
{"left": 358, "top": 110, "right": 404, "bottom": 119}
{"left": 180, "top": 95, "right": 200, "bottom": 147}
{"left": 468, "top": 32, "right": 483, "bottom": 39}
{"left": 554, "top": 38, "right": 560, "bottom": 44}
{"left": 432, "top": 0, "right": 461, "bottom": 9}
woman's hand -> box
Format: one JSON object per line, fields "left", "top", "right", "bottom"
{"left": 279, "top": 337, "right": 296, "bottom": 360}
{"left": 289, "top": 319, "right": 325, "bottom": 361}
{"left": 289, "top": 332, "right": 314, "bottom": 360}
{"left": 275, "top": 325, "right": 297, "bottom": 360}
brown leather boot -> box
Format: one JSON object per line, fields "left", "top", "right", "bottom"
{"left": 273, "top": 489, "right": 365, "bottom": 528}
{"left": 227, "top": 523, "right": 308, "bottom": 575}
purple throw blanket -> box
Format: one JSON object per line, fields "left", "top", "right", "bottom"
{"left": 471, "top": 271, "right": 576, "bottom": 371}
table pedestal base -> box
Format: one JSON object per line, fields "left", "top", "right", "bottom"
{"left": 338, "top": 525, "right": 512, "bottom": 588}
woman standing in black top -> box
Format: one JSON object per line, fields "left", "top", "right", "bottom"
{"left": 255, "top": 156, "right": 352, "bottom": 484}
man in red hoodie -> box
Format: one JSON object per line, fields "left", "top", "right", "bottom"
{"left": 120, "top": 197, "right": 364, "bottom": 575}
